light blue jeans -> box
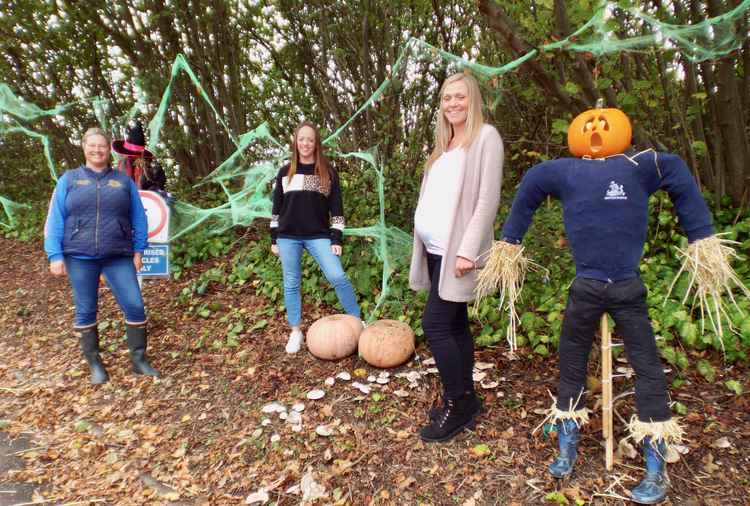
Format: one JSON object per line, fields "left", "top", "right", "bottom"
{"left": 277, "top": 237, "right": 360, "bottom": 326}
{"left": 65, "top": 255, "right": 146, "bottom": 327}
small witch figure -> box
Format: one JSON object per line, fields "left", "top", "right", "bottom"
{"left": 476, "top": 103, "right": 749, "bottom": 504}
{"left": 112, "top": 120, "right": 154, "bottom": 188}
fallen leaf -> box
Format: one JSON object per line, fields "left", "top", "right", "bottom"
{"left": 301, "top": 469, "right": 328, "bottom": 504}
{"left": 470, "top": 443, "right": 491, "bottom": 457}
{"left": 616, "top": 438, "right": 637, "bottom": 460}
{"left": 245, "top": 488, "right": 269, "bottom": 504}
{"left": 702, "top": 452, "right": 720, "bottom": 474}
{"left": 711, "top": 437, "right": 732, "bottom": 449}
{"left": 398, "top": 476, "right": 416, "bottom": 490}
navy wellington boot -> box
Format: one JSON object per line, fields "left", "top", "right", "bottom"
{"left": 549, "top": 418, "right": 579, "bottom": 478}
{"left": 630, "top": 437, "right": 668, "bottom": 504}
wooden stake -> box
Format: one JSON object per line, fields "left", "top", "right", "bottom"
{"left": 601, "top": 313, "right": 614, "bottom": 471}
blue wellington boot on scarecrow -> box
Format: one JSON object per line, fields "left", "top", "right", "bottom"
{"left": 630, "top": 437, "right": 668, "bottom": 504}
{"left": 549, "top": 418, "right": 579, "bottom": 478}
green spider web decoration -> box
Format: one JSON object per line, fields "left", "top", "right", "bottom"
{"left": 1, "top": 0, "right": 748, "bottom": 316}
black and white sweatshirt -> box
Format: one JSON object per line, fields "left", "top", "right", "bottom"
{"left": 270, "top": 162, "right": 345, "bottom": 245}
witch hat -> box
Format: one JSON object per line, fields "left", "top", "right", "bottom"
{"left": 112, "top": 120, "right": 154, "bottom": 158}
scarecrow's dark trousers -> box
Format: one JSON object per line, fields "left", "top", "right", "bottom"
{"left": 557, "top": 277, "right": 671, "bottom": 422}
{"left": 422, "top": 253, "right": 474, "bottom": 401}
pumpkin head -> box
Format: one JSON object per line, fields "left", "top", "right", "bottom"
{"left": 358, "top": 319, "right": 415, "bottom": 368}
{"left": 567, "top": 108, "right": 632, "bottom": 158}
{"left": 307, "top": 314, "right": 363, "bottom": 360}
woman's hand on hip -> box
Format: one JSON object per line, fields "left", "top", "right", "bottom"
{"left": 271, "top": 244, "right": 280, "bottom": 256}
{"left": 454, "top": 256, "right": 475, "bottom": 278}
{"left": 331, "top": 244, "right": 342, "bottom": 256}
{"left": 133, "top": 252, "right": 143, "bottom": 272}
{"left": 49, "top": 260, "right": 66, "bottom": 276}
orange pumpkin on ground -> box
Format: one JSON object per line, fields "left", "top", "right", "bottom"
{"left": 358, "top": 319, "right": 415, "bottom": 368}
{"left": 306, "top": 314, "right": 363, "bottom": 360}
{"left": 567, "top": 107, "right": 632, "bottom": 159}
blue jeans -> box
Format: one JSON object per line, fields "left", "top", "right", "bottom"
{"left": 277, "top": 237, "right": 360, "bottom": 326}
{"left": 64, "top": 256, "right": 146, "bottom": 327}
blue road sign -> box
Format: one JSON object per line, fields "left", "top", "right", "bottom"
{"left": 139, "top": 244, "right": 170, "bottom": 277}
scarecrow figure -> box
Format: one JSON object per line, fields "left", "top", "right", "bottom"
{"left": 477, "top": 105, "right": 747, "bottom": 504}
{"left": 112, "top": 120, "right": 154, "bottom": 188}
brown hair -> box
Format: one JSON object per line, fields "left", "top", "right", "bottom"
{"left": 286, "top": 122, "right": 331, "bottom": 191}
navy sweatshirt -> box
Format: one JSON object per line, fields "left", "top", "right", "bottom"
{"left": 501, "top": 150, "right": 714, "bottom": 282}
{"left": 270, "top": 162, "right": 345, "bottom": 245}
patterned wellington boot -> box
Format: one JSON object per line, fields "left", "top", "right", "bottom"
{"left": 549, "top": 418, "right": 579, "bottom": 478}
{"left": 630, "top": 437, "right": 668, "bottom": 504}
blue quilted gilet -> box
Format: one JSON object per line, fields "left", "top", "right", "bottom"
{"left": 62, "top": 166, "right": 135, "bottom": 257}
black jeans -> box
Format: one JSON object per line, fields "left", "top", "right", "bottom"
{"left": 557, "top": 277, "right": 671, "bottom": 422}
{"left": 422, "top": 253, "right": 474, "bottom": 400}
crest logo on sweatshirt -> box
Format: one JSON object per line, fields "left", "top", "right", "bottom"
{"left": 604, "top": 181, "right": 627, "bottom": 200}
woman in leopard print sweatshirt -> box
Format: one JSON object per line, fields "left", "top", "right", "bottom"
{"left": 270, "top": 122, "right": 361, "bottom": 353}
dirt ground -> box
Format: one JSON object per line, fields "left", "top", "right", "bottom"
{"left": 1, "top": 236, "right": 749, "bottom": 505}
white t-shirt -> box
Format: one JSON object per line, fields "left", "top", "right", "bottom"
{"left": 414, "top": 148, "right": 465, "bottom": 255}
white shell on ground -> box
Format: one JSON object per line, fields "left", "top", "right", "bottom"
{"left": 336, "top": 372, "right": 351, "bottom": 381}
{"left": 261, "top": 402, "right": 286, "bottom": 414}
{"left": 351, "top": 382, "right": 371, "bottom": 394}
{"left": 306, "top": 390, "right": 325, "bottom": 400}
{"left": 472, "top": 371, "right": 487, "bottom": 382}
{"left": 315, "top": 425, "right": 333, "bottom": 437}
{"left": 324, "top": 377, "right": 335, "bottom": 386}
{"left": 270, "top": 434, "right": 281, "bottom": 443}
{"left": 480, "top": 381, "right": 499, "bottom": 389}
{"left": 376, "top": 377, "right": 389, "bottom": 384}
{"left": 292, "top": 402, "right": 305, "bottom": 412}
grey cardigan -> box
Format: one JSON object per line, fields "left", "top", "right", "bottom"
{"left": 409, "top": 124, "right": 504, "bottom": 302}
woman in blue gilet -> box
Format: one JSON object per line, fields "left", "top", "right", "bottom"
{"left": 44, "top": 127, "right": 160, "bottom": 384}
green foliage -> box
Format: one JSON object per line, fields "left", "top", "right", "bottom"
{"left": 725, "top": 380, "right": 743, "bottom": 395}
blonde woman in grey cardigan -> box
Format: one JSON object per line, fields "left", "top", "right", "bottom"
{"left": 410, "top": 72, "right": 504, "bottom": 442}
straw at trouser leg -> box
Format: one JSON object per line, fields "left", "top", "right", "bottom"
{"left": 667, "top": 235, "right": 750, "bottom": 352}
{"left": 626, "top": 417, "right": 685, "bottom": 454}
{"left": 475, "top": 241, "right": 539, "bottom": 353}
{"left": 532, "top": 393, "right": 591, "bottom": 435}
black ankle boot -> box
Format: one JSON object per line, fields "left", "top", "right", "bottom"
{"left": 76, "top": 326, "right": 109, "bottom": 385}
{"left": 428, "top": 391, "right": 483, "bottom": 421}
{"left": 420, "top": 394, "right": 476, "bottom": 442}
{"left": 125, "top": 324, "right": 160, "bottom": 377}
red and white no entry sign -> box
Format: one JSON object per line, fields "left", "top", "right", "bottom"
{"left": 139, "top": 190, "right": 170, "bottom": 242}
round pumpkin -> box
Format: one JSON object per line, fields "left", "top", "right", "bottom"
{"left": 306, "top": 314, "right": 363, "bottom": 360}
{"left": 358, "top": 319, "right": 415, "bottom": 368}
{"left": 567, "top": 107, "right": 632, "bottom": 158}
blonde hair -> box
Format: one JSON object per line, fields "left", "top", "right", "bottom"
{"left": 426, "top": 72, "right": 485, "bottom": 169}
{"left": 81, "top": 127, "right": 110, "bottom": 147}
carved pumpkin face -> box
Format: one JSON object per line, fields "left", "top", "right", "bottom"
{"left": 567, "top": 108, "right": 632, "bottom": 158}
